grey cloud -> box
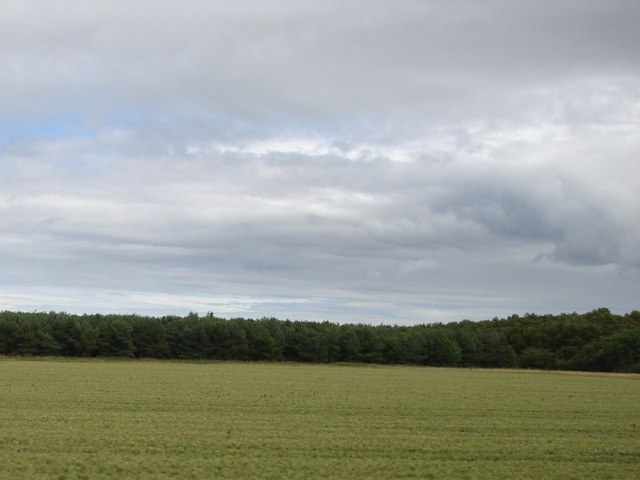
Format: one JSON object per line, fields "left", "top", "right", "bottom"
{"left": 2, "top": 1, "right": 639, "bottom": 134}
{"left": 1, "top": 1, "right": 639, "bottom": 322}
{"left": 3, "top": 143, "right": 636, "bottom": 273}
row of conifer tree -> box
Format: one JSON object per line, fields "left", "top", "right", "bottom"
{"left": 0, "top": 308, "right": 638, "bottom": 372}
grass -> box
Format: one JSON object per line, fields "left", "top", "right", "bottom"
{"left": 0, "top": 358, "right": 638, "bottom": 479}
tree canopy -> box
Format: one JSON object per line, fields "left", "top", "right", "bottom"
{"left": 0, "top": 309, "right": 638, "bottom": 373}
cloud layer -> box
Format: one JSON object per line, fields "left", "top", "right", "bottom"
{"left": 1, "top": 1, "right": 639, "bottom": 322}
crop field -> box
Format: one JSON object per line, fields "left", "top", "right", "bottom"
{"left": 0, "top": 359, "right": 638, "bottom": 479}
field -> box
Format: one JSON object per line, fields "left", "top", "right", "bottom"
{"left": 0, "top": 359, "right": 638, "bottom": 479}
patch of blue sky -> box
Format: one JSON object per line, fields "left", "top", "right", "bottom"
{"left": 0, "top": 117, "right": 97, "bottom": 143}
{"left": 0, "top": 118, "right": 122, "bottom": 174}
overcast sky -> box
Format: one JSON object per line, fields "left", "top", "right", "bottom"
{"left": 1, "top": 1, "right": 639, "bottom": 324}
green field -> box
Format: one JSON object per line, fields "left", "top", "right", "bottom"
{"left": 0, "top": 359, "right": 638, "bottom": 479}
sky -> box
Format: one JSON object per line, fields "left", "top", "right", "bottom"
{"left": 1, "top": 1, "right": 639, "bottom": 324}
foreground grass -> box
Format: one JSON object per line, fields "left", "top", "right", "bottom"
{"left": 0, "top": 359, "right": 638, "bottom": 479}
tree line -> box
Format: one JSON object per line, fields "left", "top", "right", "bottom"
{"left": 0, "top": 308, "right": 638, "bottom": 372}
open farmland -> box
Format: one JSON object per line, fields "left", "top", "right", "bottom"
{"left": 0, "top": 359, "right": 638, "bottom": 479}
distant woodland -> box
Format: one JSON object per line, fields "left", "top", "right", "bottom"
{"left": 0, "top": 309, "right": 638, "bottom": 373}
